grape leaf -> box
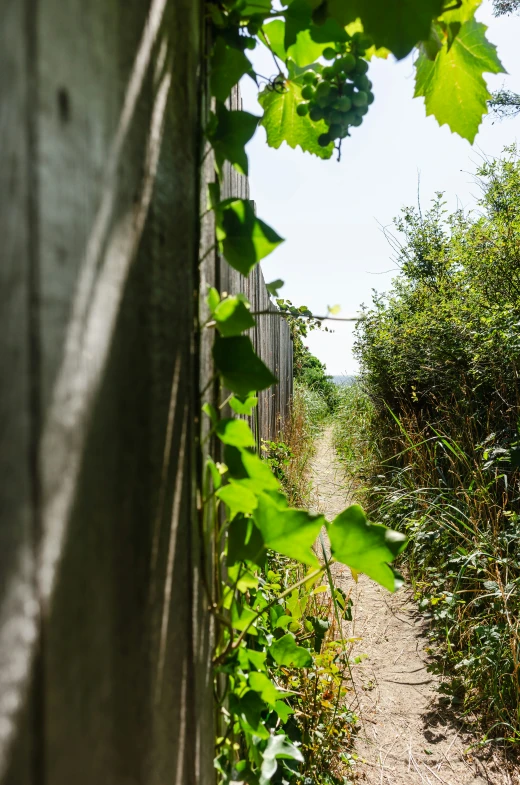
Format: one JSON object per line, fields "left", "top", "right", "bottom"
{"left": 440, "top": 0, "right": 481, "bottom": 24}
{"left": 259, "top": 79, "right": 334, "bottom": 159}
{"left": 224, "top": 445, "right": 280, "bottom": 493}
{"left": 228, "top": 514, "right": 267, "bottom": 568}
{"left": 253, "top": 493, "right": 324, "bottom": 566}
{"left": 262, "top": 19, "right": 287, "bottom": 61}
{"left": 229, "top": 395, "right": 258, "bottom": 414}
{"left": 208, "top": 104, "right": 259, "bottom": 176}
{"left": 241, "top": 0, "right": 272, "bottom": 14}
{"left": 210, "top": 36, "right": 253, "bottom": 102}
{"left": 328, "top": 504, "right": 407, "bottom": 592}
{"left": 217, "top": 482, "right": 258, "bottom": 518}
{"left": 345, "top": 19, "right": 390, "bottom": 59}
{"left": 414, "top": 19, "right": 505, "bottom": 143}
{"left": 216, "top": 198, "right": 284, "bottom": 275}
{"left": 266, "top": 279, "right": 284, "bottom": 296}
{"left": 216, "top": 419, "right": 256, "bottom": 448}
{"left": 213, "top": 335, "right": 277, "bottom": 397}
{"left": 324, "top": 0, "right": 444, "bottom": 59}
{"left": 288, "top": 28, "right": 327, "bottom": 66}
{"left": 284, "top": 0, "right": 314, "bottom": 49}
{"left": 207, "top": 286, "right": 220, "bottom": 312}
{"left": 213, "top": 294, "right": 256, "bottom": 336}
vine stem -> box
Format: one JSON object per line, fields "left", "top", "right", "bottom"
{"left": 212, "top": 564, "right": 327, "bottom": 665}
{"left": 199, "top": 242, "right": 217, "bottom": 265}
{"left": 251, "top": 310, "right": 364, "bottom": 322}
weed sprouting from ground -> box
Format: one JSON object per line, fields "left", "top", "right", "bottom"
{"left": 259, "top": 383, "right": 359, "bottom": 784}
{"left": 263, "top": 382, "right": 330, "bottom": 507}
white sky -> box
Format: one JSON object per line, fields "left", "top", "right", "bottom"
{"left": 241, "top": 2, "right": 520, "bottom": 376}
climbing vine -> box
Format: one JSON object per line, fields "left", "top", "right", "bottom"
{"left": 201, "top": 1, "right": 504, "bottom": 782}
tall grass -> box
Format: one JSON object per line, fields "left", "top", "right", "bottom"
{"left": 264, "top": 381, "right": 330, "bottom": 507}
{"left": 334, "top": 382, "right": 520, "bottom": 744}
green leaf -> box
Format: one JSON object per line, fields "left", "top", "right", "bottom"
{"left": 440, "top": 0, "right": 481, "bottom": 24}
{"left": 213, "top": 335, "right": 277, "bottom": 397}
{"left": 217, "top": 418, "right": 256, "bottom": 448}
{"left": 206, "top": 456, "right": 222, "bottom": 490}
{"left": 414, "top": 20, "right": 505, "bottom": 143}
{"left": 266, "top": 279, "right": 284, "bottom": 297}
{"left": 207, "top": 286, "right": 220, "bottom": 313}
{"left": 238, "top": 647, "right": 267, "bottom": 672}
{"left": 208, "top": 103, "right": 259, "bottom": 176}
{"left": 260, "top": 733, "right": 304, "bottom": 783}
{"left": 202, "top": 402, "right": 218, "bottom": 427}
{"left": 210, "top": 36, "right": 253, "bottom": 102}
{"left": 249, "top": 672, "right": 284, "bottom": 708}
{"left": 207, "top": 181, "right": 220, "bottom": 212}
{"left": 224, "top": 445, "right": 280, "bottom": 492}
{"left": 231, "top": 603, "right": 259, "bottom": 635}
{"left": 345, "top": 19, "right": 390, "bottom": 59}
{"left": 216, "top": 198, "right": 284, "bottom": 275}
{"left": 228, "top": 563, "right": 259, "bottom": 592}
{"left": 286, "top": 588, "right": 309, "bottom": 620}
{"left": 325, "top": 0, "right": 444, "bottom": 59}
{"left": 228, "top": 514, "right": 267, "bottom": 568}
{"left": 307, "top": 615, "right": 330, "bottom": 652}
{"left": 274, "top": 700, "right": 294, "bottom": 724}
{"left": 274, "top": 614, "right": 292, "bottom": 629}
{"left": 262, "top": 19, "right": 287, "bottom": 61}
{"left": 289, "top": 28, "right": 327, "bottom": 66}
{"left": 270, "top": 633, "right": 313, "bottom": 667}
{"left": 230, "top": 395, "right": 258, "bottom": 415}
{"left": 253, "top": 493, "right": 324, "bottom": 567}
{"left": 229, "top": 691, "right": 269, "bottom": 738}
{"left": 213, "top": 294, "right": 256, "bottom": 337}
{"left": 259, "top": 79, "right": 334, "bottom": 159}
{"left": 241, "top": 0, "right": 272, "bottom": 14}
{"left": 328, "top": 504, "right": 407, "bottom": 592}
{"left": 284, "top": 0, "right": 314, "bottom": 49}
{"left": 217, "top": 482, "right": 258, "bottom": 518}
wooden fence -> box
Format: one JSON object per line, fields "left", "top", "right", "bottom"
{"left": 201, "top": 91, "right": 293, "bottom": 450}
{"left": 0, "top": 4, "right": 291, "bottom": 785}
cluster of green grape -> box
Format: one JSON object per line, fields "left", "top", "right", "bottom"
{"left": 297, "top": 41, "right": 374, "bottom": 147}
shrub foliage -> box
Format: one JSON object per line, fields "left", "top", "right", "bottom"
{"left": 342, "top": 147, "right": 520, "bottom": 742}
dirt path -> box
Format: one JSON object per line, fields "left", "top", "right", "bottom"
{"left": 310, "top": 428, "right": 509, "bottom": 785}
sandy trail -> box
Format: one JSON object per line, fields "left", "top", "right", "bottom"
{"left": 310, "top": 428, "right": 508, "bottom": 785}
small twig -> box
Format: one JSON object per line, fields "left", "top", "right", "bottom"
{"left": 424, "top": 762, "right": 454, "bottom": 785}
{"left": 251, "top": 309, "right": 364, "bottom": 321}
{"left": 436, "top": 727, "right": 461, "bottom": 772}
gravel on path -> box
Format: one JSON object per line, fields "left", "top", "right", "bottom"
{"left": 310, "top": 427, "right": 514, "bottom": 785}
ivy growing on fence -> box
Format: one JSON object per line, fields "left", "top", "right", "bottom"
{"left": 201, "top": 1, "right": 503, "bottom": 782}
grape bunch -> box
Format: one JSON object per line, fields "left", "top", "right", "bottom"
{"left": 297, "top": 37, "right": 374, "bottom": 147}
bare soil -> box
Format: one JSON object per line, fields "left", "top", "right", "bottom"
{"left": 310, "top": 428, "right": 518, "bottom": 785}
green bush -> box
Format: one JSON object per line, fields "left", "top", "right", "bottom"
{"left": 344, "top": 146, "right": 520, "bottom": 743}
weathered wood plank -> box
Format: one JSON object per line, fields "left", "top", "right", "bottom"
{"left": 0, "top": 2, "right": 37, "bottom": 782}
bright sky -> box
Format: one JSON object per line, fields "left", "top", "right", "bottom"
{"left": 241, "top": 2, "right": 520, "bottom": 376}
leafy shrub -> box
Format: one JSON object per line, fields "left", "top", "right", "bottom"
{"left": 342, "top": 147, "right": 520, "bottom": 743}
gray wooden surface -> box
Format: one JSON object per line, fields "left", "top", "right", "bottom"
{"left": 0, "top": 6, "right": 292, "bottom": 783}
